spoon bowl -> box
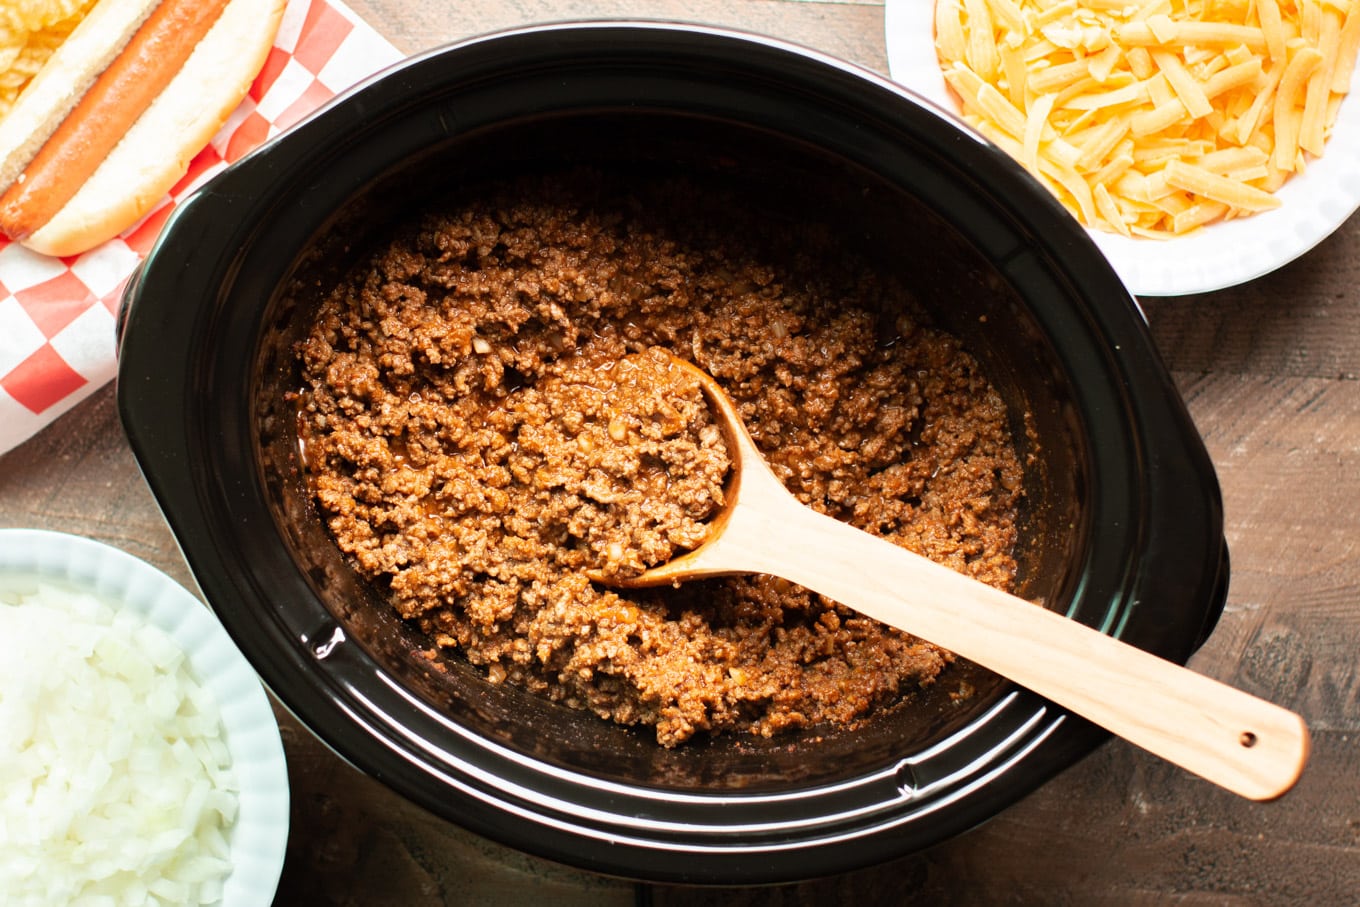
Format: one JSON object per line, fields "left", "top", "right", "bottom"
{"left": 610, "top": 354, "right": 1310, "bottom": 802}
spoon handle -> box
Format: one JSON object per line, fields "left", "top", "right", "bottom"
{"left": 716, "top": 489, "right": 1309, "bottom": 801}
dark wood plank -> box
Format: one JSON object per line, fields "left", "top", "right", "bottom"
{"left": 344, "top": 0, "right": 890, "bottom": 72}
{"left": 0, "top": 386, "right": 187, "bottom": 580}
{"left": 1142, "top": 218, "right": 1360, "bottom": 380}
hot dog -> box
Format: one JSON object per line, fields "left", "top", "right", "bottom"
{"left": 0, "top": 0, "right": 285, "bottom": 257}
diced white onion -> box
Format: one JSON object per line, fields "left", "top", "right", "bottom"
{"left": 0, "top": 583, "right": 238, "bottom": 906}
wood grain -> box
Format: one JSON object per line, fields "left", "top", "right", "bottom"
{"left": 3, "top": 0, "right": 1360, "bottom": 902}
{"left": 344, "top": 0, "right": 888, "bottom": 71}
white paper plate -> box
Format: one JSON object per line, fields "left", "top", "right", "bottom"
{"left": 0, "top": 529, "right": 290, "bottom": 906}
{"left": 884, "top": 0, "right": 1360, "bottom": 297}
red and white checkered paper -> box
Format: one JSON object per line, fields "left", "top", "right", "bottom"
{"left": 0, "top": 0, "right": 402, "bottom": 456}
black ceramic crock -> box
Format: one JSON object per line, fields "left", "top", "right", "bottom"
{"left": 115, "top": 22, "right": 1228, "bottom": 884}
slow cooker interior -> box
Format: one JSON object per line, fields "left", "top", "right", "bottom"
{"left": 253, "top": 111, "right": 1089, "bottom": 792}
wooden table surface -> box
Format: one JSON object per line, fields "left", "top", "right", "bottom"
{"left": 4, "top": 0, "right": 1360, "bottom": 903}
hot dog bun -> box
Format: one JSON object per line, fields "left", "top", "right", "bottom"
{"left": 0, "top": 0, "right": 285, "bottom": 257}
{"left": 0, "top": 0, "right": 159, "bottom": 193}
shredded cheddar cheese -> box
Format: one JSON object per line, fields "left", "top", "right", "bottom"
{"left": 934, "top": 0, "right": 1360, "bottom": 237}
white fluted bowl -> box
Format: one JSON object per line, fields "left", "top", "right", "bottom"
{"left": 0, "top": 528, "right": 289, "bottom": 906}
{"left": 884, "top": 0, "right": 1360, "bottom": 297}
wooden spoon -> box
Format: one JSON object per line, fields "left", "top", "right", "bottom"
{"left": 608, "top": 355, "right": 1310, "bottom": 801}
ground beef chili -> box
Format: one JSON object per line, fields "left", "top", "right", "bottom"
{"left": 294, "top": 172, "right": 1025, "bottom": 747}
